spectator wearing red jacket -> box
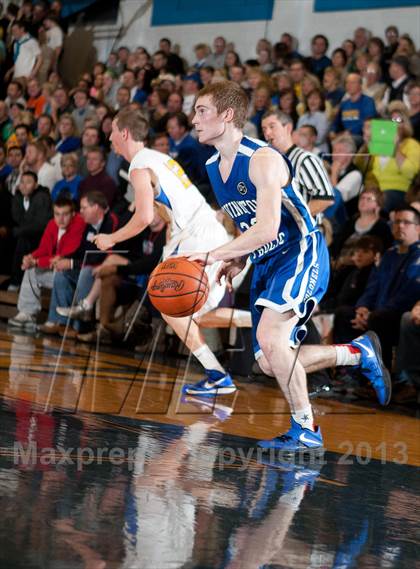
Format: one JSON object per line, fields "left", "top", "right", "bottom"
{"left": 8, "top": 196, "right": 86, "bottom": 329}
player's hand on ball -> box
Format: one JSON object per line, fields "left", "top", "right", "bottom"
{"left": 93, "top": 233, "right": 115, "bottom": 251}
{"left": 188, "top": 252, "right": 217, "bottom": 266}
{"left": 217, "top": 259, "right": 245, "bottom": 291}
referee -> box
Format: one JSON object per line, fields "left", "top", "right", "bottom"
{"left": 261, "top": 109, "right": 335, "bottom": 216}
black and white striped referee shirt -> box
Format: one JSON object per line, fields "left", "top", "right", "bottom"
{"left": 285, "top": 145, "right": 334, "bottom": 204}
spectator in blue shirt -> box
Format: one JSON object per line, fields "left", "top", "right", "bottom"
{"left": 56, "top": 114, "right": 81, "bottom": 154}
{"left": 306, "top": 34, "right": 332, "bottom": 80}
{"left": 51, "top": 153, "right": 82, "bottom": 202}
{"left": 331, "top": 73, "right": 377, "bottom": 145}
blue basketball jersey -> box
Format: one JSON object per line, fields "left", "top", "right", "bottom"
{"left": 206, "top": 136, "right": 317, "bottom": 263}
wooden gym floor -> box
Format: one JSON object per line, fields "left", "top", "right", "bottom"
{"left": 0, "top": 324, "right": 418, "bottom": 569}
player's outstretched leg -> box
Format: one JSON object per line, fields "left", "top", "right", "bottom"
{"left": 161, "top": 313, "right": 237, "bottom": 396}
{"left": 298, "top": 330, "right": 392, "bottom": 406}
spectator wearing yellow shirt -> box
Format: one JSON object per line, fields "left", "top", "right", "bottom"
{"left": 356, "top": 105, "right": 420, "bottom": 212}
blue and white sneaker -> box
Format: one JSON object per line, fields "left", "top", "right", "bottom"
{"left": 257, "top": 417, "right": 324, "bottom": 454}
{"left": 182, "top": 369, "right": 237, "bottom": 397}
{"left": 351, "top": 331, "right": 392, "bottom": 406}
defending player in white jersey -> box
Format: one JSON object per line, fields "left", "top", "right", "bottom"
{"left": 93, "top": 108, "right": 236, "bottom": 393}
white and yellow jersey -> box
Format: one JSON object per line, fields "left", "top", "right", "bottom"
{"left": 129, "top": 147, "right": 211, "bottom": 235}
{"left": 129, "top": 147, "right": 231, "bottom": 316}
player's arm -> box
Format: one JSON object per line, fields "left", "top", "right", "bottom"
{"left": 93, "top": 168, "right": 155, "bottom": 250}
{"left": 209, "top": 148, "right": 288, "bottom": 262}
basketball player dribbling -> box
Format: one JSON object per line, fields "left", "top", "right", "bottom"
{"left": 93, "top": 108, "right": 236, "bottom": 395}
{"left": 186, "top": 81, "right": 391, "bottom": 453}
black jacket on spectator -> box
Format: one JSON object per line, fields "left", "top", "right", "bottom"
{"left": 117, "top": 210, "right": 151, "bottom": 264}
{"left": 166, "top": 53, "right": 185, "bottom": 76}
{"left": 117, "top": 224, "right": 166, "bottom": 278}
{"left": 388, "top": 76, "right": 411, "bottom": 103}
{"left": 0, "top": 184, "right": 13, "bottom": 274}
{"left": 322, "top": 264, "right": 375, "bottom": 311}
{"left": 356, "top": 241, "right": 420, "bottom": 313}
{"left": 9, "top": 185, "right": 52, "bottom": 285}
{"left": 11, "top": 185, "right": 52, "bottom": 239}
{"left": 72, "top": 210, "right": 118, "bottom": 269}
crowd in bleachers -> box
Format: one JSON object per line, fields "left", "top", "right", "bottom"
{"left": 0, "top": 0, "right": 419, "bottom": 404}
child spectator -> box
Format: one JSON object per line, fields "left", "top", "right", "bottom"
{"left": 51, "top": 153, "right": 82, "bottom": 202}
{"left": 10, "top": 171, "right": 52, "bottom": 288}
{"left": 324, "top": 235, "right": 382, "bottom": 313}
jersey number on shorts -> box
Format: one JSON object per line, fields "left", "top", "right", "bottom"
{"left": 165, "top": 159, "right": 192, "bottom": 189}
{"left": 239, "top": 217, "right": 257, "bottom": 231}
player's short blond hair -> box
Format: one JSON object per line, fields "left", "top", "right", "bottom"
{"left": 115, "top": 108, "right": 149, "bottom": 142}
{"left": 196, "top": 81, "right": 248, "bottom": 129}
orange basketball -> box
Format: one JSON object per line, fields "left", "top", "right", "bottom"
{"left": 147, "top": 257, "right": 209, "bottom": 317}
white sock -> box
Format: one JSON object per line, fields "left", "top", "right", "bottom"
{"left": 292, "top": 406, "right": 314, "bottom": 431}
{"left": 81, "top": 298, "right": 92, "bottom": 310}
{"left": 193, "top": 344, "right": 225, "bottom": 374}
{"left": 335, "top": 345, "right": 361, "bottom": 366}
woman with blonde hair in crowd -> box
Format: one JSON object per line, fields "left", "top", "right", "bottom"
{"left": 356, "top": 104, "right": 420, "bottom": 212}
{"left": 271, "top": 71, "right": 293, "bottom": 105}
{"left": 297, "top": 73, "right": 321, "bottom": 114}
{"left": 55, "top": 114, "right": 81, "bottom": 154}
{"left": 297, "top": 88, "right": 330, "bottom": 151}
{"left": 355, "top": 52, "right": 370, "bottom": 76}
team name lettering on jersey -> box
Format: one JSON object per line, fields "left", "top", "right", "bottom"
{"left": 206, "top": 136, "right": 318, "bottom": 263}
{"left": 222, "top": 199, "right": 258, "bottom": 218}
{"left": 255, "top": 232, "right": 286, "bottom": 259}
